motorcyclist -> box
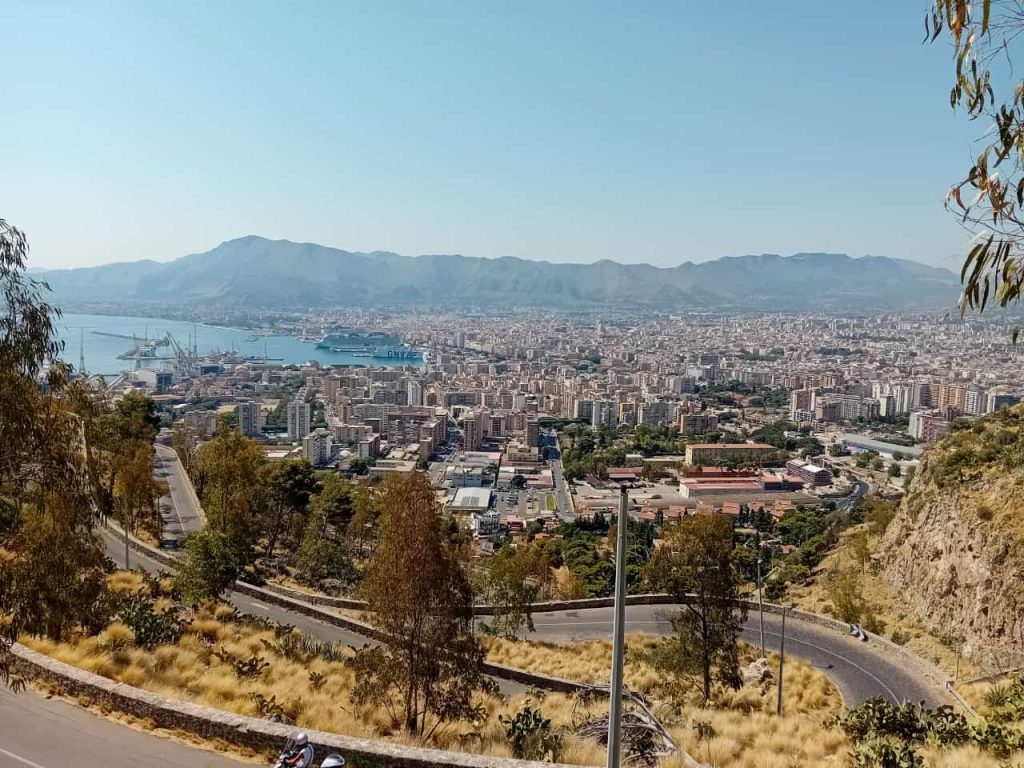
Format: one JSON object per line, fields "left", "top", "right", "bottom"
{"left": 281, "top": 733, "right": 314, "bottom": 768}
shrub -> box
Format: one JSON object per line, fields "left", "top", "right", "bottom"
{"left": 841, "top": 696, "right": 1024, "bottom": 758}
{"left": 500, "top": 705, "right": 562, "bottom": 761}
{"left": 981, "top": 675, "right": 1024, "bottom": 723}
{"left": 118, "top": 596, "right": 181, "bottom": 649}
{"left": 849, "top": 737, "right": 924, "bottom": 768}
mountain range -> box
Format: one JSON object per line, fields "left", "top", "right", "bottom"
{"left": 38, "top": 236, "right": 962, "bottom": 311}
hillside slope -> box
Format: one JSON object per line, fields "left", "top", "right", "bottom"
{"left": 880, "top": 408, "right": 1024, "bottom": 660}
{"left": 41, "top": 236, "right": 960, "bottom": 311}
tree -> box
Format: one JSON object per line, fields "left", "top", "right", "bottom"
{"left": 113, "top": 440, "right": 164, "bottom": 566}
{"left": 485, "top": 544, "right": 551, "bottom": 639}
{"left": 174, "top": 528, "right": 241, "bottom": 602}
{"left": 348, "top": 485, "right": 379, "bottom": 556}
{"left": 849, "top": 530, "right": 872, "bottom": 574}
{"left": 113, "top": 391, "right": 160, "bottom": 443}
{"left": 926, "top": 1, "right": 1024, "bottom": 333}
{"left": 196, "top": 424, "right": 265, "bottom": 562}
{"left": 646, "top": 513, "right": 746, "bottom": 701}
{"left": 0, "top": 220, "right": 106, "bottom": 689}
{"left": 351, "top": 473, "right": 487, "bottom": 736}
{"left": 827, "top": 563, "right": 867, "bottom": 625}
{"left": 260, "top": 460, "right": 319, "bottom": 559}
{"left": 296, "top": 475, "right": 357, "bottom": 589}
{"left": 296, "top": 505, "right": 357, "bottom": 591}
{"left": 511, "top": 474, "right": 527, "bottom": 489}
{"left": 888, "top": 462, "right": 902, "bottom": 478}
{"left": 171, "top": 419, "right": 200, "bottom": 481}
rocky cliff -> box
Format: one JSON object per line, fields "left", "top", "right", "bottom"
{"left": 881, "top": 407, "right": 1024, "bottom": 662}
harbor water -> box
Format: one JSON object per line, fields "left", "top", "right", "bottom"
{"left": 55, "top": 313, "right": 423, "bottom": 376}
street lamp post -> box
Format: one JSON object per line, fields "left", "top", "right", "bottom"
{"left": 756, "top": 556, "right": 766, "bottom": 659}
{"left": 606, "top": 486, "right": 629, "bottom": 768}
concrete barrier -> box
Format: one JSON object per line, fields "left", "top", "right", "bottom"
{"left": 10, "top": 643, "right": 571, "bottom": 768}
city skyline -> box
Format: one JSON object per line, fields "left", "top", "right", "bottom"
{"left": 4, "top": 1, "right": 976, "bottom": 271}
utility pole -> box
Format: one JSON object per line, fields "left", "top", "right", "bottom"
{"left": 606, "top": 485, "right": 629, "bottom": 768}
{"left": 776, "top": 605, "right": 789, "bottom": 715}
{"left": 757, "top": 556, "right": 766, "bottom": 659}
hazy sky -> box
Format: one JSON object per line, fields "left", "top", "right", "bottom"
{"left": 3, "top": 1, "right": 980, "bottom": 270}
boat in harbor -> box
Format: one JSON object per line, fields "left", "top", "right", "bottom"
{"left": 315, "top": 328, "right": 422, "bottom": 360}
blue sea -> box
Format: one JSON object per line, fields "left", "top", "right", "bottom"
{"left": 54, "top": 313, "right": 422, "bottom": 376}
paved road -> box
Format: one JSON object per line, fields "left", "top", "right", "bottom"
{"left": 0, "top": 684, "right": 244, "bottom": 768}
{"left": 836, "top": 479, "right": 869, "bottom": 512}
{"left": 154, "top": 444, "right": 204, "bottom": 547}
{"left": 527, "top": 603, "right": 943, "bottom": 707}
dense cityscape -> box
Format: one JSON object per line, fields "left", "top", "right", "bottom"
{"left": 8, "top": 2, "right": 1024, "bottom": 768}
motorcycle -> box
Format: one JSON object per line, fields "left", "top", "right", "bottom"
{"left": 274, "top": 735, "right": 345, "bottom": 768}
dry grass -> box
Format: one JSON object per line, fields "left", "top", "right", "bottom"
{"left": 666, "top": 710, "right": 848, "bottom": 768}
{"left": 22, "top": 601, "right": 583, "bottom": 759}
{"left": 25, "top": 574, "right": 853, "bottom": 766}
{"left": 482, "top": 634, "right": 664, "bottom": 693}
{"left": 482, "top": 634, "right": 842, "bottom": 717}
{"left": 921, "top": 744, "right": 1024, "bottom": 768}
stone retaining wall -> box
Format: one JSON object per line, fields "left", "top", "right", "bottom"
{"left": 11, "top": 643, "right": 566, "bottom": 768}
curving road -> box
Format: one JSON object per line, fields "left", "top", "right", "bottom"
{"left": 102, "top": 525, "right": 945, "bottom": 708}
{"left": 0, "top": 683, "right": 243, "bottom": 768}
{"left": 528, "top": 604, "right": 942, "bottom": 707}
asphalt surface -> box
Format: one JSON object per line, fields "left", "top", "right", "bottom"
{"left": 836, "top": 479, "right": 870, "bottom": 512}
{"left": 0, "top": 684, "right": 244, "bottom": 768}
{"left": 528, "top": 604, "right": 943, "bottom": 707}
{"left": 154, "top": 444, "right": 204, "bottom": 546}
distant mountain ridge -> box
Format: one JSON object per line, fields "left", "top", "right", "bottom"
{"left": 41, "top": 236, "right": 961, "bottom": 311}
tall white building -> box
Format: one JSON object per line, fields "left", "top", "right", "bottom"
{"left": 236, "top": 400, "right": 262, "bottom": 437}
{"left": 302, "top": 428, "right": 334, "bottom": 467}
{"left": 591, "top": 400, "right": 617, "bottom": 428}
{"left": 287, "top": 400, "right": 312, "bottom": 441}
{"left": 406, "top": 380, "right": 423, "bottom": 407}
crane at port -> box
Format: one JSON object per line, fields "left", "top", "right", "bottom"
{"left": 166, "top": 333, "right": 195, "bottom": 378}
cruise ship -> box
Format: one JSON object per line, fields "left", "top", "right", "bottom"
{"left": 316, "top": 329, "right": 423, "bottom": 361}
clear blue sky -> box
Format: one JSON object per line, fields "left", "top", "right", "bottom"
{"left": 2, "top": 1, "right": 980, "bottom": 270}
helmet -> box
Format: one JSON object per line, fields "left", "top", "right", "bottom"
{"left": 293, "top": 733, "right": 309, "bottom": 748}
{"left": 321, "top": 755, "right": 346, "bottom": 768}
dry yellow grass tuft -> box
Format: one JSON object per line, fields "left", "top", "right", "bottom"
{"left": 106, "top": 570, "right": 149, "bottom": 597}
{"left": 921, "top": 744, "right": 1024, "bottom": 768}
{"left": 481, "top": 634, "right": 842, "bottom": 717}
{"left": 668, "top": 709, "right": 847, "bottom": 768}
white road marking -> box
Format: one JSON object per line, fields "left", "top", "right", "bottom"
{"left": 249, "top": 602, "right": 269, "bottom": 610}
{"left": 0, "top": 747, "right": 48, "bottom": 768}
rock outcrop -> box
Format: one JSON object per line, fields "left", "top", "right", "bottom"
{"left": 880, "top": 408, "right": 1024, "bottom": 663}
